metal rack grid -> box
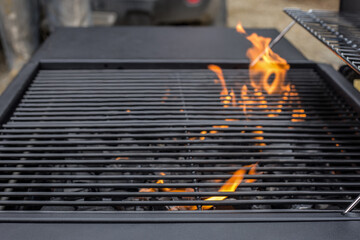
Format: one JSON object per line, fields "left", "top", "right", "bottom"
{"left": 0, "top": 65, "right": 360, "bottom": 212}
{"left": 284, "top": 8, "right": 360, "bottom": 74}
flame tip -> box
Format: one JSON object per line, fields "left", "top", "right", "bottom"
{"left": 236, "top": 22, "right": 247, "bottom": 34}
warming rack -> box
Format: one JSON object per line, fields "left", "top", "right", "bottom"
{"left": 284, "top": 8, "right": 360, "bottom": 74}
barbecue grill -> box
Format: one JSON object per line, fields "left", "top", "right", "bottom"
{"left": 0, "top": 27, "right": 360, "bottom": 240}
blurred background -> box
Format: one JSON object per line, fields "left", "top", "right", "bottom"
{"left": 0, "top": 0, "right": 350, "bottom": 94}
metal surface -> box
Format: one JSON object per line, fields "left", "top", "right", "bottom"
{"left": 31, "top": 28, "right": 306, "bottom": 62}
{"left": 1, "top": 212, "right": 360, "bottom": 240}
{"left": 0, "top": 62, "right": 360, "bottom": 213}
{"left": 284, "top": 8, "right": 360, "bottom": 74}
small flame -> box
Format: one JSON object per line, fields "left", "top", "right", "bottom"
{"left": 245, "top": 164, "right": 259, "bottom": 183}
{"left": 202, "top": 164, "right": 259, "bottom": 210}
{"left": 212, "top": 125, "right": 229, "bottom": 128}
{"left": 139, "top": 172, "right": 172, "bottom": 193}
{"left": 230, "top": 88, "right": 237, "bottom": 107}
{"left": 156, "top": 172, "right": 166, "bottom": 184}
{"left": 293, "top": 109, "right": 304, "bottom": 113}
{"left": 208, "top": 64, "right": 228, "bottom": 96}
{"left": 240, "top": 85, "right": 249, "bottom": 114}
{"left": 236, "top": 22, "right": 247, "bottom": 34}
{"left": 225, "top": 119, "right": 239, "bottom": 121}
{"left": 248, "top": 126, "right": 266, "bottom": 147}
{"left": 208, "top": 64, "right": 233, "bottom": 107}
{"left": 140, "top": 173, "right": 197, "bottom": 210}
{"left": 200, "top": 130, "right": 207, "bottom": 140}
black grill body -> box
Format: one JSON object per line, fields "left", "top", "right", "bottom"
{"left": 0, "top": 28, "right": 360, "bottom": 240}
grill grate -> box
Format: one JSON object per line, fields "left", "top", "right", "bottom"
{"left": 285, "top": 8, "right": 360, "bottom": 74}
{"left": 0, "top": 66, "right": 360, "bottom": 212}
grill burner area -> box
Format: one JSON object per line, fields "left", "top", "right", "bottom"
{"left": 0, "top": 65, "right": 360, "bottom": 212}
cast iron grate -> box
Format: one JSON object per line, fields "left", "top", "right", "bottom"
{"left": 285, "top": 8, "right": 360, "bottom": 74}
{"left": 0, "top": 66, "right": 360, "bottom": 211}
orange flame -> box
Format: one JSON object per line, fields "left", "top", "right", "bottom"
{"left": 200, "top": 130, "right": 207, "bottom": 140}
{"left": 225, "top": 119, "right": 239, "bottom": 121}
{"left": 139, "top": 172, "right": 197, "bottom": 210}
{"left": 208, "top": 64, "right": 232, "bottom": 107}
{"left": 140, "top": 166, "right": 260, "bottom": 211}
{"left": 245, "top": 165, "right": 258, "bottom": 183}
{"left": 212, "top": 125, "right": 229, "bottom": 128}
{"left": 246, "top": 33, "right": 290, "bottom": 94}
{"left": 208, "top": 64, "right": 228, "bottom": 96}
{"left": 202, "top": 164, "right": 259, "bottom": 210}
{"left": 236, "top": 22, "right": 247, "bottom": 34}
{"left": 156, "top": 172, "right": 166, "bottom": 184}
{"left": 233, "top": 22, "right": 290, "bottom": 95}
{"left": 139, "top": 172, "right": 172, "bottom": 193}
{"left": 234, "top": 22, "right": 298, "bottom": 125}
{"left": 240, "top": 85, "right": 249, "bottom": 114}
